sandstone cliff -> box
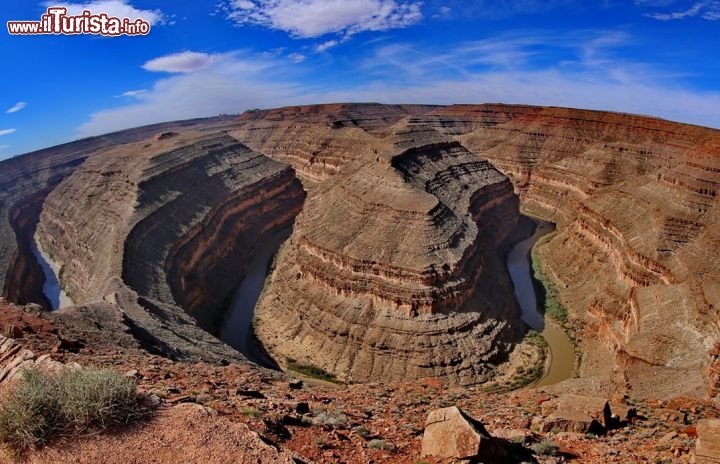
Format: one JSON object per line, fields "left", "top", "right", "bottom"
{"left": 430, "top": 104, "right": 720, "bottom": 398}
{"left": 234, "top": 103, "right": 720, "bottom": 396}
{"left": 0, "top": 117, "right": 238, "bottom": 308}
{"left": 253, "top": 122, "right": 529, "bottom": 385}
{"left": 35, "top": 132, "right": 305, "bottom": 362}
{"left": 2, "top": 103, "right": 718, "bottom": 397}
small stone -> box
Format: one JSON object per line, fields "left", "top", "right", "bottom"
{"left": 289, "top": 380, "right": 303, "bottom": 390}
{"left": 653, "top": 408, "right": 687, "bottom": 424}
{"left": 295, "top": 402, "right": 310, "bottom": 414}
{"left": 658, "top": 431, "right": 677, "bottom": 445}
{"left": 237, "top": 389, "right": 266, "bottom": 399}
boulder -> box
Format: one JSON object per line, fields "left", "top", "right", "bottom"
{"left": 422, "top": 406, "right": 505, "bottom": 460}
{"left": 541, "top": 394, "right": 612, "bottom": 435}
{"left": 696, "top": 419, "right": 720, "bottom": 464}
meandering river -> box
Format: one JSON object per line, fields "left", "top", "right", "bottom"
{"left": 34, "top": 214, "right": 572, "bottom": 385}
{"left": 219, "top": 229, "right": 290, "bottom": 368}
{"left": 506, "top": 220, "right": 575, "bottom": 387}
{"left": 32, "top": 236, "right": 72, "bottom": 310}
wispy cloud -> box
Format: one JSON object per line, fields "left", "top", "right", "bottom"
{"left": 643, "top": 1, "right": 720, "bottom": 20}
{"left": 425, "top": 0, "right": 578, "bottom": 20}
{"left": 117, "top": 89, "right": 148, "bottom": 98}
{"left": 78, "top": 50, "right": 303, "bottom": 136}
{"left": 288, "top": 52, "right": 306, "bottom": 63}
{"left": 76, "top": 31, "right": 720, "bottom": 139}
{"left": 0, "top": 129, "right": 17, "bottom": 136}
{"left": 5, "top": 102, "right": 27, "bottom": 114}
{"left": 316, "top": 39, "right": 339, "bottom": 52}
{"left": 142, "top": 51, "right": 219, "bottom": 73}
{"left": 44, "top": 0, "right": 166, "bottom": 25}
{"left": 222, "top": 0, "right": 422, "bottom": 38}
{"left": 0, "top": 145, "right": 9, "bottom": 150}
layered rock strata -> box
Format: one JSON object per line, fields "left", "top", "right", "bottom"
{"left": 230, "top": 104, "right": 438, "bottom": 186}
{"left": 239, "top": 103, "right": 720, "bottom": 394}
{"left": 254, "top": 125, "right": 527, "bottom": 385}
{"left": 36, "top": 132, "right": 304, "bottom": 362}
{"left": 423, "top": 105, "right": 720, "bottom": 398}
{"left": 0, "top": 116, "right": 238, "bottom": 308}
{"left": 2, "top": 103, "right": 718, "bottom": 395}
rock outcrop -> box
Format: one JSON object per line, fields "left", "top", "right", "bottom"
{"left": 421, "top": 406, "right": 504, "bottom": 460}
{"left": 696, "top": 419, "right": 720, "bottom": 464}
{"left": 254, "top": 123, "right": 528, "bottom": 385}
{"left": 0, "top": 116, "right": 238, "bottom": 309}
{"left": 540, "top": 394, "right": 613, "bottom": 435}
{"left": 230, "top": 103, "right": 438, "bottom": 186}
{"left": 35, "top": 131, "right": 305, "bottom": 362}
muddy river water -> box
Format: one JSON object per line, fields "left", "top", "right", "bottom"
{"left": 32, "top": 236, "right": 72, "bottom": 310}
{"left": 506, "top": 220, "right": 575, "bottom": 386}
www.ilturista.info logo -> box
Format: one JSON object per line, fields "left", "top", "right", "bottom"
{"left": 7, "top": 7, "right": 151, "bottom": 36}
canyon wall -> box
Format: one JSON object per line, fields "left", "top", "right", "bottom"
{"left": 0, "top": 116, "right": 238, "bottom": 308}
{"left": 252, "top": 122, "right": 529, "bottom": 385}
{"left": 2, "top": 103, "right": 718, "bottom": 396}
{"left": 429, "top": 105, "right": 720, "bottom": 398}
{"left": 35, "top": 131, "right": 305, "bottom": 362}
{"left": 234, "top": 104, "right": 720, "bottom": 396}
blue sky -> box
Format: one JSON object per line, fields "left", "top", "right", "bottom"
{"left": 1, "top": 0, "right": 719, "bottom": 159}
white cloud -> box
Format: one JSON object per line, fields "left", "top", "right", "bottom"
{"left": 78, "top": 51, "right": 303, "bottom": 136}
{"left": 644, "top": 1, "right": 720, "bottom": 20}
{"left": 118, "top": 89, "right": 148, "bottom": 98}
{"left": 0, "top": 145, "right": 9, "bottom": 150}
{"left": 142, "top": 52, "right": 218, "bottom": 73}
{"left": 315, "top": 39, "right": 339, "bottom": 52}
{"left": 288, "top": 52, "right": 306, "bottom": 63}
{"left": 6, "top": 102, "right": 27, "bottom": 114}
{"left": 0, "top": 129, "right": 17, "bottom": 136}
{"left": 76, "top": 33, "right": 720, "bottom": 140}
{"left": 45, "top": 0, "right": 165, "bottom": 25}
{"left": 224, "top": 0, "right": 422, "bottom": 38}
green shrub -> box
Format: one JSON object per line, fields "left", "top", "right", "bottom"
{"left": 56, "top": 368, "right": 139, "bottom": 433}
{"left": 0, "top": 366, "right": 144, "bottom": 453}
{"left": 367, "top": 439, "right": 395, "bottom": 451}
{"left": 240, "top": 406, "right": 261, "bottom": 417}
{"left": 312, "top": 411, "right": 349, "bottom": 429}
{"left": 285, "top": 359, "right": 341, "bottom": 384}
{"left": 353, "top": 425, "right": 371, "bottom": 438}
{"left": 532, "top": 438, "right": 560, "bottom": 456}
{"left": 531, "top": 237, "right": 569, "bottom": 325}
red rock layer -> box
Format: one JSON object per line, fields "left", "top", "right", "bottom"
{"left": 254, "top": 125, "right": 526, "bottom": 385}
{"left": 36, "top": 132, "right": 305, "bottom": 363}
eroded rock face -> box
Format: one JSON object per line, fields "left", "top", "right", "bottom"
{"left": 237, "top": 104, "right": 720, "bottom": 394}
{"left": 0, "top": 117, "right": 238, "bottom": 309}
{"left": 696, "top": 419, "right": 720, "bottom": 464}
{"left": 254, "top": 125, "right": 527, "bottom": 385}
{"left": 35, "top": 132, "right": 305, "bottom": 362}
{"left": 418, "top": 104, "right": 720, "bottom": 399}
{"left": 2, "top": 103, "right": 718, "bottom": 396}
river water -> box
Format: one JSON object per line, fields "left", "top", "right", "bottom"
{"left": 32, "top": 236, "right": 72, "bottom": 310}
{"left": 219, "top": 229, "right": 290, "bottom": 368}
{"left": 506, "top": 220, "right": 575, "bottom": 387}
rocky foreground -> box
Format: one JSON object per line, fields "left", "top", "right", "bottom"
{"left": 1, "top": 300, "right": 718, "bottom": 463}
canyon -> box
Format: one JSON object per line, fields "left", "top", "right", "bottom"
{"left": 0, "top": 103, "right": 718, "bottom": 403}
